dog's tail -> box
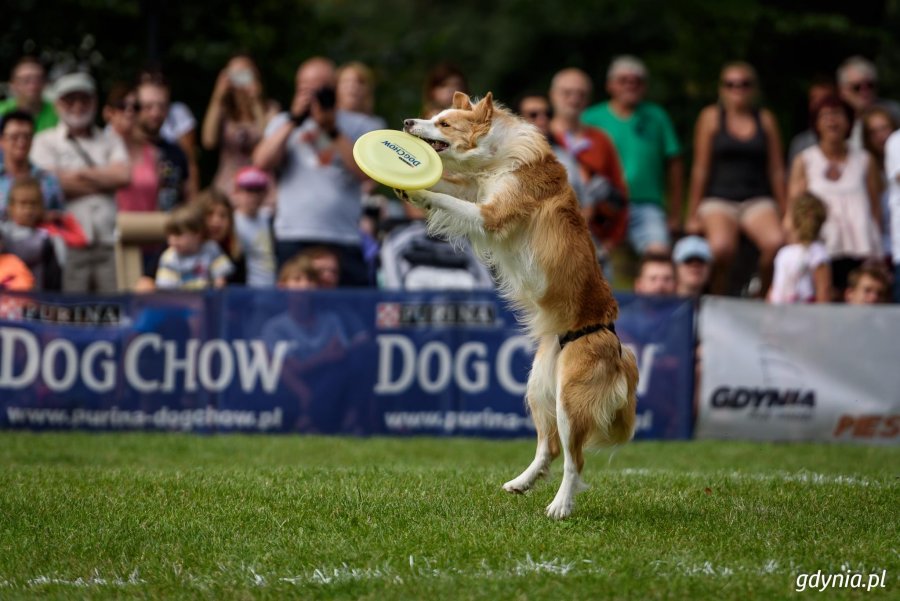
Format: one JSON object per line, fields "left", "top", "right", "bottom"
{"left": 591, "top": 346, "right": 639, "bottom": 446}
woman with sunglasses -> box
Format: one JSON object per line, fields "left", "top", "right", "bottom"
{"left": 787, "top": 95, "right": 882, "bottom": 297}
{"left": 103, "top": 83, "right": 159, "bottom": 213}
{"left": 687, "top": 61, "right": 785, "bottom": 296}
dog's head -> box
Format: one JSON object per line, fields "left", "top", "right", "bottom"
{"left": 403, "top": 92, "right": 495, "bottom": 165}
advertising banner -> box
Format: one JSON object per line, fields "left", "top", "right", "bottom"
{"left": 0, "top": 290, "right": 695, "bottom": 439}
{"left": 696, "top": 297, "right": 900, "bottom": 444}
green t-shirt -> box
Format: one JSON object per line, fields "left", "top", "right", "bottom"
{"left": 582, "top": 101, "right": 681, "bottom": 208}
{"left": 0, "top": 98, "right": 59, "bottom": 132}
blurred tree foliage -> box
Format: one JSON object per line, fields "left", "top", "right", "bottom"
{"left": 3, "top": 0, "right": 899, "bottom": 181}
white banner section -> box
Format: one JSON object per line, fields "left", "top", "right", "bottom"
{"left": 696, "top": 297, "right": 900, "bottom": 444}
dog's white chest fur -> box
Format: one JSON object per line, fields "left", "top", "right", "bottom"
{"left": 471, "top": 229, "right": 546, "bottom": 317}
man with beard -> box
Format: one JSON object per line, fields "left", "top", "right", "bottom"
{"left": 133, "top": 78, "right": 190, "bottom": 211}
{"left": 30, "top": 72, "right": 130, "bottom": 293}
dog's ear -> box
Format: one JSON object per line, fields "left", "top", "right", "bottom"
{"left": 474, "top": 92, "right": 494, "bottom": 122}
{"left": 452, "top": 91, "right": 473, "bottom": 110}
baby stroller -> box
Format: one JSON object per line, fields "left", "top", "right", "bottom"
{"left": 379, "top": 220, "right": 494, "bottom": 290}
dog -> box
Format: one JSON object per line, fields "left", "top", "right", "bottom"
{"left": 399, "top": 92, "right": 638, "bottom": 519}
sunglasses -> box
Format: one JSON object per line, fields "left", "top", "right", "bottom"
{"left": 525, "top": 110, "right": 551, "bottom": 119}
{"left": 615, "top": 75, "right": 644, "bottom": 86}
{"left": 721, "top": 79, "right": 753, "bottom": 90}
{"left": 115, "top": 101, "right": 141, "bottom": 112}
{"left": 850, "top": 80, "right": 876, "bottom": 93}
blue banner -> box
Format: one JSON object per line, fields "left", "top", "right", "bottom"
{"left": 0, "top": 290, "right": 694, "bottom": 439}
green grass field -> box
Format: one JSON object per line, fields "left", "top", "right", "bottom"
{"left": 0, "top": 433, "right": 897, "bottom": 600}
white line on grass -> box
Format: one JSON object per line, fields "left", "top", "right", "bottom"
{"left": 25, "top": 569, "right": 144, "bottom": 588}
{"left": 616, "top": 468, "right": 884, "bottom": 487}
{"left": 652, "top": 559, "right": 894, "bottom": 580}
{"left": 10, "top": 557, "right": 894, "bottom": 590}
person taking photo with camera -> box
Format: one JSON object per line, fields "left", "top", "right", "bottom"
{"left": 201, "top": 54, "right": 278, "bottom": 204}
{"left": 253, "top": 56, "right": 379, "bottom": 286}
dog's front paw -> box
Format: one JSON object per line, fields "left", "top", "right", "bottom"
{"left": 502, "top": 477, "right": 532, "bottom": 495}
{"left": 405, "top": 189, "right": 431, "bottom": 209}
{"left": 393, "top": 188, "right": 410, "bottom": 202}
{"left": 545, "top": 496, "right": 574, "bottom": 520}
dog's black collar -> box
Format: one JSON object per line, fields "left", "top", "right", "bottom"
{"left": 558, "top": 322, "right": 620, "bottom": 354}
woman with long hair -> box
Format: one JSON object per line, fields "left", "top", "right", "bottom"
{"left": 687, "top": 61, "right": 786, "bottom": 295}
{"left": 201, "top": 54, "right": 277, "bottom": 203}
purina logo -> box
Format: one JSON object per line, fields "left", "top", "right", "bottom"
{"left": 22, "top": 301, "right": 123, "bottom": 326}
{"left": 376, "top": 302, "right": 497, "bottom": 329}
{"left": 382, "top": 140, "right": 421, "bottom": 168}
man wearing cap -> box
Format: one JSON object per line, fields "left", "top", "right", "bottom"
{"left": 583, "top": 56, "right": 683, "bottom": 255}
{"left": 672, "top": 235, "right": 712, "bottom": 297}
{"left": 0, "top": 57, "right": 58, "bottom": 133}
{"left": 30, "top": 72, "right": 130, "bottom": 293}
{"left": 253, "top": 56, "right": 379, "bottom": 287}
{"left": 233, "top": 166, "right": 276, "bottom": 287}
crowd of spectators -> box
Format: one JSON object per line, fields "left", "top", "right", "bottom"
{"left": 0, "top": 51, "right": 897, "bottom": 306}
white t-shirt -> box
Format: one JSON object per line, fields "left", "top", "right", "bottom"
{"left": 234, "top": 208, "right": 276, "bottom": 287}
{"left": 885, "top": 129, "right": 900, "bottom": 265}
{"left": 30, "top": 123, "right": 128, "bottom": 246}
{"left": 768, "top": 241, "right": 830, "bottom": 304}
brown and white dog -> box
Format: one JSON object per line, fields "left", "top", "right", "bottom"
{"left": 400, "top": 92, "right": 638, "bottom": 519}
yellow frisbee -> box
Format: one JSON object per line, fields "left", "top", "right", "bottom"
{"left": 353, "top": 129, "right": 443, "bottom": 190}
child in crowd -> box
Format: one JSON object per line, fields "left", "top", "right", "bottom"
{"left": 768, "top": 192, "right": 831, "bottom": 304}
{"left": 844, "top": 263, "right": 890, "bottom": 304}
{"left": 232, "top": 166, "right": 276, "bottom": 287}
{"left": 155, "top": 203, "right": 235, "bottom": 289}
{"left": 0, "top": 177, "right": 61, "bottom": 290}
{"left": 277, "top": 252, "right": 321, "bottom": 290}
{"left": 197, "top": 187, "right": 246, "bottom": 284}
{"left": 302, "top": 246, "right": 341, "bottom": 289}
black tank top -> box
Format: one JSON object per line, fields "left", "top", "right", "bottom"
{"left": 704, "top": 105, "right": 772, "bottom": 201}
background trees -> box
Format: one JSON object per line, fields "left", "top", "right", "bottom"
{"left": 4, "top": 0, "right": 898, "bottom": 179}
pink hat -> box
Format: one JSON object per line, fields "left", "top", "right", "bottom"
{"left": 235, "top": 166, "right": 270, "bottom": 190}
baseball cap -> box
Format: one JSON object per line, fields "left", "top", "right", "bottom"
{"left": 53, "top": 72, "right": 96, "bottom": 100}
{"left": 234, "top": 166, "right": 270, "bottom": 190}
{"left": 673, "top": 236, "right": 712, "bottom": 264}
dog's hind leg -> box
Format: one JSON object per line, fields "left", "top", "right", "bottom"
{"left": 502, "top": 394, "right": 558, "bottom": 495}
{"left": 545, "top": 374, "right": 590, "bottom": 520}
{"left": 503, "top": 338, "right": 559, "bottom": 494}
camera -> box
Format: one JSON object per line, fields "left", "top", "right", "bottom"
{"left": 228, "top": 69, "right": 254, "bottom": 87}
{"left": 291, "top": 86, "right": 338, "bottom": 126}
{"left": 314, "top": 86, "right": 336, "bottom": 110}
